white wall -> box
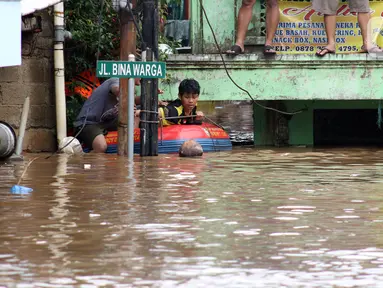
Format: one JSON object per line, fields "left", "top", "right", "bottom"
{"left": 0, "top": 1, "right": 21, "bottom": 67}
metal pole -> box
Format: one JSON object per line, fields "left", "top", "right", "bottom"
{"left": 127, "top": 54, "right": 135, "bottom": 159}
{"left": 54, "top": 2, "right": 67, "bottom": 144}
{"left": 118, "top": 1, "right": 136, "bottom": 156}
{"left": 142, "top": 0, "right": 159, "bottom": 156}
{"left": 150, "top": 1, "right": 159, "bottom": 156}
{"left": 140, "top": 50, "right": 149, "bottom": 156}
{"left": 140, "top": 49, "right": 153, "bottom": 157}
{"left": 14, "top": 96, "right": 30, "bottom": 156}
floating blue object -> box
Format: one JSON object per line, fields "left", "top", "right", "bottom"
{"left": 11, "top": 185, "right": 33, "bottom": 195}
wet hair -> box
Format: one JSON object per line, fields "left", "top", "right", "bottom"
{"left": 178, "top": 79, "right": 200, "bottom": 96}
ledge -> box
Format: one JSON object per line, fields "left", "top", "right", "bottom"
{"left": 166, "top": 53, "right": 383, "bottom": 69}
{"left": 161, "top": 52, "right": 383, "bottom": 101}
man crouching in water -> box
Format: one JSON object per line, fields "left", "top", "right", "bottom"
{"left": 136, "top": 78, "right": 204, "bottom": 126}
{"left": 74, "top": 78, "right": 165, "bottom": 153}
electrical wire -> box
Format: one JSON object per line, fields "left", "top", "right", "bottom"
{"left": 198, "top": 0, "right": 307, "bottom": 116}
{"left": 125, "top": 0, "right": 144, "bottom": 41}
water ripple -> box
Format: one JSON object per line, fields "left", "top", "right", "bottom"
{"left": 1, "top": 149, "right": 383, "bottom": 287}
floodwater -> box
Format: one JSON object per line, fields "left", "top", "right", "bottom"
{"left": 1, "top": 148, "right": 383, "bottom": 287}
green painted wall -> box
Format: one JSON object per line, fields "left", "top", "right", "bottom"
{"left": 165, "top": 0, "right": 383, "bottom": 147}
{"left": 161, "top": 54, "right": 383, "bottom": 101}
{"left": 254, "top": 100, "right": 383, "bottom": 146}
{"left": 191, "top": 0, "right": 236, "bottom": 53}
{"left": 190, "top": 0, "right": 265, "bottom": 53}
{"left": 168, "top": 1, "right": 383, "bottom": 103}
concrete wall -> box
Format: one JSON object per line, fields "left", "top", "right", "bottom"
{"left": 162, "top": 54, "right": 383, "bottom": 101}
{"left": 0, "top": 10, "right": 56, "bottom": 152}
{"left": 191, "top": 0, "right": 237, "bottom": 54}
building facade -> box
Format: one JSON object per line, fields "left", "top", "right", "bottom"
{"left": 162, "top": 0, "right": 383, "bottom": 146}
{"left": 0, "top": 8, "right": 56, "bottom": 152}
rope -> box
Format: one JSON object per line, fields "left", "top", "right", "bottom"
{"left": 202, "top": 117, "right": 218, "bottom": 152}
{"left": 203, "top": 115, "right": 226, "bottom": 131}
{"left": 125, "top": 0, "right": 144, "bottom": 42}
{"left": 140, "top": 110, "right": 159, "bottom": 114}
{"left": 17, "top": 157, "right": 40, "bottom": 186}
{"left": 161, "top": 115, "right": 199, "bottom": 120}
{"left": 156, "top": 114, "right": 226, "bottom": 152}
{"left": 140, "top": 120, "right": 160, "bottom": 123}
{"left": 118, "top": 123, "right": 129, "bottom": 128}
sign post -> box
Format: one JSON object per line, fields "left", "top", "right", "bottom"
{"left": 127, "top": 55, "right": 135, "bottom": 159}
{"left": 97, "top": 60, "right": 166, "bottom": 159}
{"left": 97, "top": 61, "right": 166, "bottom": 79}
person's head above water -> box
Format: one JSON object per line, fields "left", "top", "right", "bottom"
{"left": 178, "top": 79, "right": 200, "bottom": 113}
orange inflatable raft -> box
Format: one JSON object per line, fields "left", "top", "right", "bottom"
{"left": 83, "top": 123, "right": 232, "bottom": 154}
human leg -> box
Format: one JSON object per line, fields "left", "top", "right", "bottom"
{"left": 76, "top": 124, "right": 107, "bottom": 153}
{"left": 92, "top": 135, "right": 108, "bottom": 153}
{"left": 312, "top": 0, "right": 338, "bottom": 56}
{"left": 351, "top": 0, "right": 383, "bottom": 53}
{"left": 227, "top": 0, "right": 256, "bottom": 55}
{"left": 264, "top": 0, "right": 279, "bottom": 55}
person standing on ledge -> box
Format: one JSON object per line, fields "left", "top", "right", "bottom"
{"left": 226, "top": 0, "right": 280, "bottom": 56}
{"left": 313, "top": 0, "right": 383, "bottom": 57}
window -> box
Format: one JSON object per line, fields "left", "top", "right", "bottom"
{"left": 163, "top": 0, "right": 191, "bottom": 49}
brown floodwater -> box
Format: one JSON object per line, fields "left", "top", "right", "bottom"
{"left": 1, "top": 148, "right": 383, "bottom": 287}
